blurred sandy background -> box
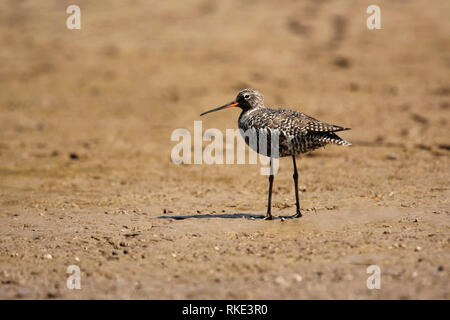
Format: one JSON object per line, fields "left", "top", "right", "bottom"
{"left": 0, "top": 0, "right": 449, "bottom": 299}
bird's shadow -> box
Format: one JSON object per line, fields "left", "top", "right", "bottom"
{"left": 157, "top": 213, "right": 296, "bottom": 220}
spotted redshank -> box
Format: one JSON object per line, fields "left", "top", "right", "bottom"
{"left": 200, "top": 88, "right": 351, "bottom": 220}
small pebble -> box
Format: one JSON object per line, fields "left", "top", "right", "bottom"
{"left": 43, "top": 254, "right": 52, "bottom": 260}
{"left": 293, "top": 274, "right": 303, "bottom": 283}
{"left": 69, "top": 153, "right": 79, "bottom": 160}
{"left": 275, "top": 276, "right": 289, "bottom": 287}
{"left": 386, "top": 153, "right": 399, "bottom": 160}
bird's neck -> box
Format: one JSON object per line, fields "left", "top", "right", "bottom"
{"left": 242, "top": 105, "right": 264, "bottom": 113}
{"left": 238, "top": 106, "right": 263, "bottom": 121}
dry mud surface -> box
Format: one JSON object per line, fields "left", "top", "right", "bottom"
{"left": 0, "top": 0, "right": 449, "bottom": 299}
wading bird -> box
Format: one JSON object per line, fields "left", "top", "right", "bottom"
{"left": 200, "top": 89, "right": 351, "bottom": 220}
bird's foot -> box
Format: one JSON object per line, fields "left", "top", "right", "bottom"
{"left": 292, "top": 211, "right": 303, "bottom": 218}
{"left": 264, "top": 214, "right": 273, "bottom": 220}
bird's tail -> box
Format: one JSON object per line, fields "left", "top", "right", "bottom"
{"left": 318, "top": 132, "right": 352, "bottom": 146}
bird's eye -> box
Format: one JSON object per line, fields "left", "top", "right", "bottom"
{"left": 244, "top": 94, "right": 250, "bottom": 99}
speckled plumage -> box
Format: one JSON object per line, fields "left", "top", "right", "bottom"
{"left": 238, "top": 104, "right": 351, "bottom": 157}
{"left": 236, "top": 89, "right": 351, "bottom": 157}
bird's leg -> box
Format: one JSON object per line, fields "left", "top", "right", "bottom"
{"left": 292, "top": 155, "right": 303, "bottom": 218}
{"left": 265, "top": 158, "right": 274, "bottom": 220}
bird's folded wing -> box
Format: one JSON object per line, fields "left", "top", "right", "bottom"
{"left": 244, "top": 108, "right": 350, "bottom": 136}
{"left": 298, "top": 113, "right": 350, "bottom": 133}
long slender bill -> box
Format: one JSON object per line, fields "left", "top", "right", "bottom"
{"left": 200, "top": 101, "right": 238, "bottom": 116}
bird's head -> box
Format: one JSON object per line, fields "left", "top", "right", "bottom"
{"left": 200, "top": 88, "right": 264, "bottom": 116}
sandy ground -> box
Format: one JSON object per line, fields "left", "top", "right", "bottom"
{"left": 0, "top": 0, "right": 449, "bottom": 299}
